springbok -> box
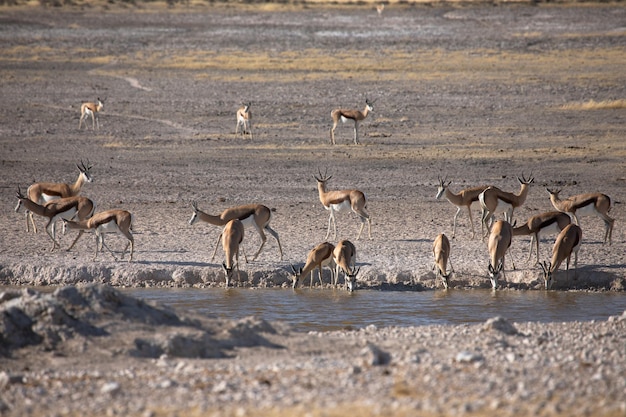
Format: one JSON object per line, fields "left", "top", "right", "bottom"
{"left": 15, "top": 187, "right": 95, "bottom": 251}
{"left": 539, "top": 224, "right": 582, "bottom": 290}
{"left": 546, "top": 188, "right": 614, "bottom": 244}
{"left": 235, "top": 102, "right": 252, "bottom": 139}
{"left": 487, "top": 220, "right": 513, "bottom": 290}
{"left": 79, "top": 98, "right": 105, "bottom": 130}
{"left": 291, "top": 242, "right": 335, "bottom": 289}
{"left": 333, "top": 239, "right": 359, "bottom": 291}
{"left": 17, "top": 160, "right": 93, "bottom": 233}
{"left": 189, "top": 201, "right": 282, "bottom": 262}
{"left": 479, "top": 174, "right": 534, "bottom": 239}
{"left": 512, "top": 211, "right": 572, "bottom": 264}
{"left": 314, "top": 169, "right": 372, "bottom": 240}
{"left": 330, "top": 98, "right": 374, "bottom": 145}
{"left": 221, "top": 219, "right": 245, "bottom": 288}
{"left": 432, "top": 233, "right": 453, "bottom": 289}
{"left": 63, "top": 209, "right": 134, "bottom": 262}
{"left": 435, "top": 176, "right": 491, "bottom": 239}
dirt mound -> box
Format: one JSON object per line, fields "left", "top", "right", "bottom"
{"left": 0, "top": 284, "right": 281, "bottom": 358}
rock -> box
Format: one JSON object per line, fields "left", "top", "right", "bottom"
{"left": 483, "top": 316, "right": 519, "bottom": 335}
{"left": 455, "top": 351, "right": 484, "bottom": 363}
{"left": 361, "top": 343, "right": 391, "bottom": 366}
{"left": 101, "top": 382, "right": 121, "bottom": 395}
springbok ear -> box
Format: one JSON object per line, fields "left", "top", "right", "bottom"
{"left": 488, "top": 264, "right": 494, "bottom": 274}
{"left": 222, "top": 263, "right": 228, "bottom": 272}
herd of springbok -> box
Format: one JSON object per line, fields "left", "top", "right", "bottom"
{"left": 12, "top": 98, "right": 616, "bottom": 291}
{"left": 435, "top": 175, "right": 614, "bottom": 289}
{"left": 15, "top": 160, "right": 135, "bottom": 263}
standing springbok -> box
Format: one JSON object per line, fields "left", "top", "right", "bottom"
{"left": 314, "top": 169, "right": 372, "bottom": 240}
{"left": 512, "top": 211, "right": 572, "bottom": 264}
{"left": 17, "top": 160, "right": 93, "bottom": 233}
{"left": 487, "top": 220, "right": 513, "bottom": 290}
{"left": 221, "top": 219, "right": 245, "bottom": 288}
{"left": 435, "top": 177, "right": 492, "bottom": 239}
{"left": 79, "top": 98, "right": 104, "bottom": 130}
{"left": 291, "top": 242, "right": 335, "bottom": 289}
{"left": 546, "top": 188, "right": 614, "bottom": 244}
{"left": 539, "top": 224, "right": 582, "bottom": 290}
{"left": 15, "top": 187, "right": 95, "bottom": 251}
{"left": 235, "top": 102, "right": 252, "bottom": 139}
{"left": 63, "top": 209, "right": 134, "bottom": 262}
{"left": 330, "top": 98, "right": 373, "bottom": 145}
{"left": 432, "top": 233, "right": 454, "bottom": 289}
{"left": 333, "top": 239, "right": 359, "bottom": 291}
{"left": 189, "top": 201, "right": 282, "bottom": 262}
{"left": 479, "top": 175, "right": 534, "bottom": 239}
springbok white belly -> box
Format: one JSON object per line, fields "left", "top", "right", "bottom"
{"left": 39, "top": 193, "right": 60, "bottom": 205}
{"left": 328, "top": 200, "right": 352, "bottom": 213}
{"left": 493, "top": 200, "right": 513, "bottom": 218}
{"left": 51, "top": 208, "right": 78, "bottom": 224}
{"left": 239, "top": 214, "right": 256, "bottom": 229}
{"left": 539, "top": 222, "right": 563, "bottom": 237}
{"left": 320, "top": 256, "right": 334, "bottom": 268}
{"left": 97, "top": 220, "right": 120, "bottom": 234}
{"left": 575, "top": 203, "right": 598, "bottom": 217}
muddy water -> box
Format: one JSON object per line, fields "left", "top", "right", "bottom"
{"left": 125, "top": 288, "right": 625, "bottom": 332}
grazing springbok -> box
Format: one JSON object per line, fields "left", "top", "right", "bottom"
{"left": 235, "top": 102, "right": 252, "bottom": 139}
{"left": 63, "top": 209, "right": 134, "bottom": 262}
{"left": 189, "top": 201, "right": 282, "bottom": 262}
{"left": 314, "top": 169, "right": 372, "bottom": 240}
{"left": 17, "top": 160, "right": 93, "bottom": 233}
{"left": 15, "top": 187, "right": 95, "bottom": 251}
{"left": 333, "top": 239, "right": 359, "bottom": 291}
{"left": 539, "top": 224, "right": 582, "bottom": 290}
{"left": 435, "top": 176, "right": 491, "bottom": 239}
{"left": 291, "top": 242, "right": 335, "bottom": 289}
{"left": 546, "top": 188, "right": 614, "bottom": 244}
{"left": 512, "top": 211, "right": 572, "bottom": 264}
{"left": 432, "top": 233, "right": 453, "bottom": 289}
{"left": 479, "top": 174, "right": 534, "bottom": 239}
{"left": 330, "top": 98, "right": 374, "bottom": 145}
{"left": 79, "top": 98, "right": 105, "bottom": 130}
{"left": 487, "top": 220, "right": 513, "bottom": 290}
{"left": 221, "top": 219, "right": 245, "bottom": 288}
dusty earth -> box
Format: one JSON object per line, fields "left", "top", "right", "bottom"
{"left": 0, "top": 1, "right": 625, "bottom": 416}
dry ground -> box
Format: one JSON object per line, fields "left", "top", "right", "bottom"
{"left": 0, "top": 1, "right": 624, "bottom": 290}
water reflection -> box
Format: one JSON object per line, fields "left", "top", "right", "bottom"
{"left": 124, "top": 288, "right": 625, "bottom": 332}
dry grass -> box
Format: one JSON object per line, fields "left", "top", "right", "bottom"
{"left": 2, "top": 46, "right": 623, "bottom": 87}
{"left": 560, "top": 99, "right": 626, "bottom": 111}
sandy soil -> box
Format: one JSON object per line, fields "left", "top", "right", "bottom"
{"left": 0, "top": 2, "right": 625, "bottom": 416}
{"left": 0, "top": 2, "right": 625, "bottom": 291}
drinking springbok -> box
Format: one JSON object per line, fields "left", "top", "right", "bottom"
{"left": 291, "top": 242, "right": 335, "bottom": 289}
{"left": 333, "top": 239, "right": 359, "bottom": 291}
{"left": 432, "top": 233, "right": 453, "bottom": 289}
{"left": 539, "top": 224, "right": 582, "bottom": 290}
{"left": 221, "top": 219, "right": 245, "bottom": 288}
{"left": 487, "top": 220, "right": 512, "bottom": 290}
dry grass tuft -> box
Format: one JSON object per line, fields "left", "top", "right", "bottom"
{"left": 560, "top": 99, "right": 626, "bottom": 111}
